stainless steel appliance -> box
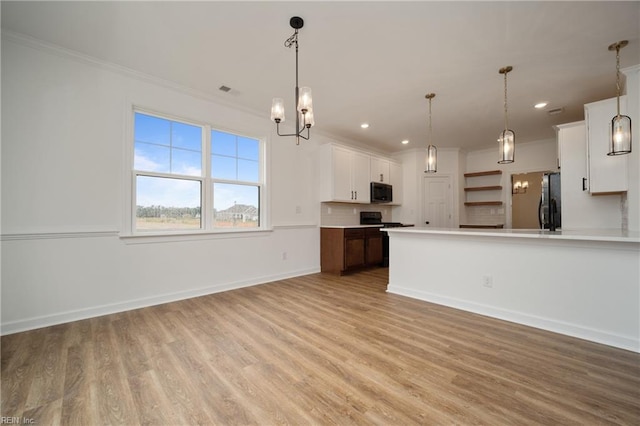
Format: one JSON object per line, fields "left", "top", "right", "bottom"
{"left": 360, "top": 211, "right": 413, "bottom": 266}
{"left": 539, "top": 172, "right": 561, "bottom": 231}
{"left": 370, "top": 182, "right": 392, "bottom": 203}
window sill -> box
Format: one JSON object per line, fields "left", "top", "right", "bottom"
{"left": 119, "top": 227, "right": 273, "bottom": 244}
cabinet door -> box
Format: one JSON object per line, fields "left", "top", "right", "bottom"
{"left": 365, "top": 228, "right": 383, "bottom": 265}
{"left": 585, "top": 96, "right": 628, "bottom": 193}
{"left": 344, "top": 230, "right": 366, "bottom": 269}
{"left": 389, "top": 161, "right": 403, "bottom": 205}
{"left": 370, "top": 157, "right": 390, "bottom": 183}
{"left": 331, "top": 146, "right": 354, "bottom": 202}
{"left": 351, "top": 151, "right": 371, "bottom": 203}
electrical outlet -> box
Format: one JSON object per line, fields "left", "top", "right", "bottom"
{"left": 282, "top": 252, "right": 287, "bottom": 261}
{"left": 482, "top": 275, "right": 493, "bottom": 288}
{"left": 327, "top": 207, "right": 332, "bottom": 214}
{"left": 295, "top": 205, "right": 302, "bottom": 214}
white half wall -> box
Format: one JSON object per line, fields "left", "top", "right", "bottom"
{"left": 1, "top": 35, "right": 321, "bottom": 334}
{"left": 387, "top": 230, "right": 640, "bottom": 352}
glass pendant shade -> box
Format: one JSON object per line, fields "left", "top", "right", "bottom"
{"left": 271, "top": 98, "right": 285, "bottom": 123}
{"left": 498, "top": 129, "right": 515, "bottom": 164}
{"left": 609, "top": 115, "right": 632, "bottom": 155}
{"left": 297, "top": 87, "right": 313, "bottom": 112}
{"left": 425, "top": 145, "right": 437, "bottom": 173}
{"left": 304, "top": 109, "right": 315, "bottom": 128}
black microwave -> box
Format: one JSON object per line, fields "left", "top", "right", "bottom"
{"left": 371, "top": 182, "right": 392, "bottom": 203}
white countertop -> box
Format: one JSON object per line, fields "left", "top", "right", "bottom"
{"left": 320, "top": 225, "right": 383, "bottom": 229}
{"left": 384, "top": 227, "right": 640, "bottom": 243}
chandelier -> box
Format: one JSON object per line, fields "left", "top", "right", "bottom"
{"left": 270, "top": 16, "right": 314, "bottom": 145}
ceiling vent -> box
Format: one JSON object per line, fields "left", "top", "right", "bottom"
{"left": 547, "top": 107, "right": 564, "bottom": 115}
{"left": 218, "top": 85, "right": 232, "bottom": 93}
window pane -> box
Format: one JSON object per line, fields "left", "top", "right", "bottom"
{"left": 134, "top": 143, "right": 170, "bottom": 173}
{"left": 211, "top": 130, "right": 236, "bottom": 156}
{"left": 135, "top": 113, "right": 170, "bottom": 146}
{"left": 172, "top": 148, "right": 202, "bottom": 176}
{"left": 172, "top": 122, "right": 202, "bottom": 151}
{"left": 237, "top": 136, "right": 259, "bottom": 160}
{"left": 211, "top": 154, "right": 236, "bottom": 180}
{"left": 238, "top": 159, "right": 259, "bottom": 182}
{"left": 136, "top": 175, "right": 201, "bottom": 231}
{"left": 213, "top": 183, "right": 259, "bottom": 228}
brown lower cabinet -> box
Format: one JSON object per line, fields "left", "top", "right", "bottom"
{"left": 321, "top": 227, "right": 383, "bottom": 275}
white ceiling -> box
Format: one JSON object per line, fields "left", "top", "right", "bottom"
{"left": 2, "top": 1, "right": 639, "bottom": 154}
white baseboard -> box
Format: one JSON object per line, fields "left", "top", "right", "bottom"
{"left": 387, "top": 284, "right": 639, "bottom": 354}
{"left": 1, "top": 267, "right": 320, "bottom": 336}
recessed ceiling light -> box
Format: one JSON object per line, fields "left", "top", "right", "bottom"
{"left": 361, "top": 123, "right": 370, "bottom": 129}
{"left": 534, "top": 102, "right": 548, "bottom": 109}
{"left": 401, "top": 140, "right": 409, "bottom": 145}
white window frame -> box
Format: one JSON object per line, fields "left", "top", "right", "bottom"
{"left": 122, "top": 106, "right": 269, "bottom": 240}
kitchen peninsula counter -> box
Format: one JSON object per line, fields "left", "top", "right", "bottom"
{"left": 385, "top": 227, "right": 640, "bottom": 243}
{"left": 385, "top": 227, "right": 640, "bottom": 352}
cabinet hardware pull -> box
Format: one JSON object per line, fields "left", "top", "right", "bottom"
{"left": 582, "top": 177, "right": 587, "bottom": 191}
{"left": 380, "top": 174, "right": 383, "bottom": 182}
{"left": 355, "top": 191, "right": 358, "bottom": 199}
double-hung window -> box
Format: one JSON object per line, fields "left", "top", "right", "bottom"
{"left": 132, "top": 110, "right": 263, "bottom": 234}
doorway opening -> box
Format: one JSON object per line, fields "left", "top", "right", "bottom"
{"left": 511, "top": 171, "right": 545, "bottom": 229}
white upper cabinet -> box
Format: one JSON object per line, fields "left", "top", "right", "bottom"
{"left": 584, "top": 96, "right": 629, "bottom": 193}
{"left": 370, "top": 157, "right": 391, "bottom": 183}
{"left": 319, "top": 144, "right": 371, "bottom": 203}
{"left": 557, "top": 121, "right": 622, "bottom": 229}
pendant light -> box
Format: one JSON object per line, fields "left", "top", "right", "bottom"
{"left": 607, "top": 40, "right": 632, "bottom": 155}
{"left": 425, "top": 93, "right": 437, "bottom": 173}
{"left": 498, "top": 66, "right": 515, "bottom": 164}
{"left": 271, "top": 16, "right": 314, "bottom": 145}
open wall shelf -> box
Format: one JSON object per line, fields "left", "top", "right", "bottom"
{"left": 464, "top": 201, "right": 503, "bottom": 206}
{"left": 464, "top": 170, "right": 503, "bottom": 207}
{"left": 464, "top": 185, "right": 503, "bottom": 192}
{"left": 464, "top": 170, "right": 502, "bottom": 178}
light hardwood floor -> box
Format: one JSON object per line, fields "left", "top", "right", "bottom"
{"left": 2, "top": 268, "right": 639, "bottom": 425}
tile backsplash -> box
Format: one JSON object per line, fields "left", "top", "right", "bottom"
{"left": 465, "top": 206, "right": 506, "bottom": 226}
{"left": 320, "top": 203, "right": 392, "bottom": 226}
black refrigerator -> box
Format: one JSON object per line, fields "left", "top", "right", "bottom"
{"left": 539, "top": 172, "right": 561, "bottom": 230}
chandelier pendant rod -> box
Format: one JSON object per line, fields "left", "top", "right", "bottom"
{"left": 615, "top": 43, "right": 621, "bottom": 120}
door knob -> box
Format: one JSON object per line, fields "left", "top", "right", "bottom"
{"left": 425, "top": 221, "right": 430, "bottom": 225}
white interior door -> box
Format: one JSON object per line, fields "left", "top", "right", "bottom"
{"left": 423, "top": 176, "right": 452, "bottom": 227}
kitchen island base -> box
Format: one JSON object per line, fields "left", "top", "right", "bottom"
{"left": 385, "top": 228, "right": 640, "bottom": 352}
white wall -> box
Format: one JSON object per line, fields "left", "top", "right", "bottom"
{"left": 1, "top": 36, "right": 322, "bottom": 334}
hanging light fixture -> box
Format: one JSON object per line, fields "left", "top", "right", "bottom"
{"left": 425, "top": 93, "right": 437, "bottom": 173}
{"left": 497, "top": 66, "right": 515, "bottom": 164}
{"left": 607, "top": 40, "right": 632, "bottom": 155}
{"left": 270, "top": 16, "right": 314, "bottom": 146}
